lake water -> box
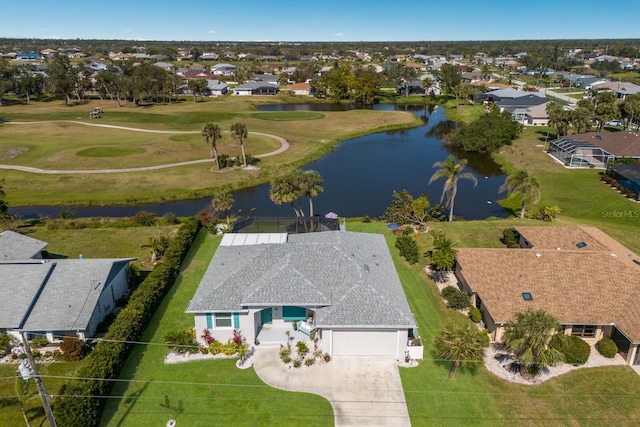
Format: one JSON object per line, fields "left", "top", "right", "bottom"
{"left": 9, "top": 104, "right": 507, "bottom": 220}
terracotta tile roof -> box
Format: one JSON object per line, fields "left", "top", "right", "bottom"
{"left": 561, "top": 132, "right": 640, "bottom": 157}
{"left": 457, "top": 227, "right": 640, "bottom": 342}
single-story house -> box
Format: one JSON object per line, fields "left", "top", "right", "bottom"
{"left": 288, "top": 82, "right": 312, "bottom": 96}
{"left": 0, "top": 258, "right": 134, "bottom": 342}
{"left": 0, "top": 232, "right": 134, "bottom": 342}
{"left": 455, "top": 226, "right": 640, "bottom": 365}
{"left": 523, "top": 101, "right": 551, "bottom": 126}
{"left": 0, "top": 230, "right": 47, "bottom": 260}
{"left": 549, "top": 132, "right": 640, "bottom": 168}
{"left": 233, "top": 81, "right": 279, "bottom": 96}
{"left": 211, "top": 63, "right": 237, "bottom": 76}
{"left": 397, "top": 81, "right": 424, "bottom": 96}
{"left": 186, "top": 231, "right": 421, "bottom": 359}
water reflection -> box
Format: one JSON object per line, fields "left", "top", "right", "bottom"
{"left": 10, "top": 104, "right": 506, "bottom": 220}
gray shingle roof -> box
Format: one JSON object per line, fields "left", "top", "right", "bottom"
{"left": 0, "top": 259, "right": 132, "bottom": 333}
{"left": 186, "top": 232, "right": 416, "bottom": 328}
{"left": 0, "top": 230, "right": 48, "bottom": 260}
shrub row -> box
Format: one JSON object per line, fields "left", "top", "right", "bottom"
{"left": 440, "top": 285, "right": 471, "bottom": 310}
{"left": 395, "top": 235, "right": 420, "bottom": 264}
{"left": 53, "top": 218, "right": 202, "bottom": 427}
{"left": 551, "top": 335, "right": 591, "bottom": 365}
{"left": 601, "top": 175, "right": 638, "bottom": 199}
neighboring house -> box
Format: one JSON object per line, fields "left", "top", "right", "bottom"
{"left": 397, "top": 81, "right": 424, "bottom": 96}
{"left": 0, "top": 232, "right": 134, "bottom": 342}
{"left": 591, "top": 82, "right": 640, "bottom": 100}
{"left": 523, "top": 102, "right": 551, "bottom": 126}
{"left": 549, "top": 132, "right": 640, "bottom": 168}
{"left": 16, "top": 53, "right": 39, "bottom": 60}
{"left": 153, "top": 62, "right": 175, "bottom": 72}
{"left": 0, "top": 230, "right": 47, "bottom": 260}
{"left": 233, "top": 81, "right": 279, "bottom": 96}
{"left": 455, "top": 226, "right": 640, "bottom": 366}
{"left": 186, "top": 231, "right": 421, "bottom": 359}
{"left": 288, "top": 82, "right": 312, "bottom": 96}
{"left": 208, "top": 80, "right": 229, "bottom": 96}
{"left": 211, "top": 63, "right": 237, "bottom": 76}
{"left": 477, "top": 89, "right": 548, "bottom": 122}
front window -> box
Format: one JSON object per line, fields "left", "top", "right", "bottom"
{"left": 215, "top": 313, "right": 232, "bottom": 328}
{"left": 570, "top": 325, "right": 596, "bottom": 338}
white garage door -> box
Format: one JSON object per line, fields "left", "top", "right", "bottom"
{"left": 332, "top": 329, "right": 397, "bottom": 357}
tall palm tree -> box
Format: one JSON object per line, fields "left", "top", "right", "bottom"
{"left": 211, "top": 188, "right": 235, "bottom": 225}
{"left": 269, "top": 170, "right": 304, "bottom": 217}
{"left": 499, "top": 170, "right": 541, "bottom": 219}
{"left": 201, "top": 122, "right": 222, "bottom": 169}
{"left": 298, "top": 170, "right": 324, "bottom": 218}
{"left": 230, "top": 122, "right": 248, "bottom": 168}
{"left": 434, "top": 323, "right": 489, "bottom": 379}
{"left": 504, "top": 309, "right": 566, "bottom": 378}
{"left": 429, "top": 155, "right": 478, "bottom": 222}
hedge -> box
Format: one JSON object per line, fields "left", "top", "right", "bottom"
{"left": 53, "top": 218, "right": 201, "bottom": 427}
{"left": 596, "top": 337, "right": 618, "bottom": 358}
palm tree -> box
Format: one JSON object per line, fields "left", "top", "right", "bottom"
{"left": 503, "top": 309, "right": 566, "bottom": 378}
{"left": 230, "top": 122, "right": 248, "bottom": 168}
{"left": 201, "top": 122, "right": 222, "bottom": 169}
{"left": 434, "top": 323, "right": 489, "bottom": 379}
{"left": 269, "top": 170, "right": 305, "bottom": 217}
{"left": 211, "top": 188, "right": 235, "bottom": 225}
{"left": 298, "top": 170, "right": 324, "bottom": 218}
{"left": 429, "top": 155, "right": 478, "bottom": 222}
{"left": 499, "top": 170, "right": 541, "bottom": 219}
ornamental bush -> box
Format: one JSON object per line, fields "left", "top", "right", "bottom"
{"left": 468, "top": 307, "right": 483, "bottom": 323}
{"left": 446, "top": 290, "right": 471, "bottom": 310}
{"left": 552, "top": 335, "right": 590, "bottom": 365}
{"left": 596, "top": 337, "right": 618, "bottom": 358}
{"left": 441, "top": 286, "right": 460, "bottom": 301}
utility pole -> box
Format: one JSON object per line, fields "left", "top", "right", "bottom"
{"left": 21, "top": 332, "right": 57, "bottom": 427}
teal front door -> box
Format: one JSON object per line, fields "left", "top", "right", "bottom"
{"left": 260, "top": 308, "right": 273, "bottom": 325}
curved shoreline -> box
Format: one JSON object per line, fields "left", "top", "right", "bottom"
{"left": 1, "top": 121, "right": 289, "bottom": 174}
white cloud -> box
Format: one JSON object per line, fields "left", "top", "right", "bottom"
{"left": 207, "top": 30, "right": 216, "bottom": 34}
{"left": 334, "top": 32, "right": 344, "bottom": 37}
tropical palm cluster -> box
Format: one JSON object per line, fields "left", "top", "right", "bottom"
{"left": 201, "top": 121, "right": 248, "bottom": 169}
{"left": 269, "top": 169, "right": 324, "bottom": 218}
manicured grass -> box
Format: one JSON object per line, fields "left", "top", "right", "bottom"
{"left": 76, "top": 147, "right": 146, "bottom": 157}
{"left": 1, "top": 99, "right": 420, "bottom": 206}
{"left": 494, "top": 126, "right": 640, "bottom": 253}
{"left": 99, "top": 230, "right": 334, "bottom": 426}
{"left": 347, "top": 221, "right": 640, "bottom": 426}
{"left": 0, "top": 361, "right": 81, "bottom": 427}
{"left": 252, "top": 111, "right": 325, "bottom": 121}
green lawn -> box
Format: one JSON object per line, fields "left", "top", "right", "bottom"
{"left": 99, "top": 230, "right": 334, "bottom": 426}
{"left": 1, "top": 99, "right": 420, "bottom": 206}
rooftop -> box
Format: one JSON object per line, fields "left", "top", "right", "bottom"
{"left": 457, "top": 227, "right": 640, "bottom": 343}
{"left": 557, "top": 132, "right": 640, "bottom": 158}
{"left": 186, "top": 231, "right": 416, "bottom": 328}
{"left": 0, "top": 230, "right": 48, "bottom": 260}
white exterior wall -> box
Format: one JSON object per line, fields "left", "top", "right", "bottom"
{"left": 233, "top": 89, "right": 252, "bottom": 96}
{"left": 194, "top": 310, "right": 257, "bottom": 346}
{"left": 85, "top": 264, "right": 130, "bottom": 338}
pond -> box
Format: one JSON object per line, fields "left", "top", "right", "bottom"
{"left": 10, "top": 104, "right": 507, "bottom": 220}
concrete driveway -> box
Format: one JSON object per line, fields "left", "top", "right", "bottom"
{"left": 251, "top": 348, "right": 411, "bottom": 426}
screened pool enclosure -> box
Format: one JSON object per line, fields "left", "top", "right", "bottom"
{"left": 549, "top": 137, "right": 615, "bottom": 168}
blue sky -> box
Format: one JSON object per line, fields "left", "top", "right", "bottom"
{"left": 4, "top": 0, "right": 639, "bottom": 42}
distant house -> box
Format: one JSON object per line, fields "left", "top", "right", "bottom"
{"left": 455, "top": 226, "right": 640, "bottom": 366}
{"left": 186, "top": 231, "right": 421, "bottom": 359}
{"left": 397, "top": 81, "right": 424, "bottom": 96}
{"left": 233, "top": 81, "right": 279, "bottom": 96}
{"left": 288, "top": 82, "right": 311, "bottom": 96}
{"left": 153, "top": 62, "right": 175, "bottom": 72}
{"left": 0, "top": 232, "right": 134, "bottom": 342}
{"left": 16, "top": 52, "right": 39, "bottom": 60}
{"left": 523, "top": 102, "right": 551, "bottom": 126}
{"left": 475, "top": 88, "right": 548, "bottom": 122}
{"left": 211, "top": 63, "right": 237, "bottom": 76}
{"left": 592, "top": 81, "right": 640, "bottom": 100}
{"left": 549, "top": 132, "right": 640, "bottom": 168}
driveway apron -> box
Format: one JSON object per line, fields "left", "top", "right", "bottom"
{"left": 252, "top": 348, "right": 411, "bottom": 426}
